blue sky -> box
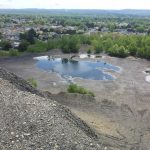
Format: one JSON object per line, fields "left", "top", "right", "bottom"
{"left": 0, "top": 0, "right": 150, "bottom": 9}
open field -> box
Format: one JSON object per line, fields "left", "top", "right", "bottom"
{"left": 0, "top": 51, "right": 150, "bottom": 149}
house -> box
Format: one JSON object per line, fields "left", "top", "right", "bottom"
{"left": 12, "top": 41, "right": 20, "bottom": 48}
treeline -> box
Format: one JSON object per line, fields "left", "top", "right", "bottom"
{"left": 1, "top": 14, "right": 150, "bottom": 34}
{"left": 47, "top": 33, "right": 150, "bottom": 59}
{"left": 87, "top": 33, "right": 150, "bottom": 59}
{"left": 0, "top": 32, "right": 150, "bottom": 60}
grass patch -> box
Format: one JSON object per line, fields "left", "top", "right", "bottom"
{"left": 9, "top": 49, "right": 20, "bottom": 56}
{"left": 0, "top": 50, "right": 9, "bottom": 56}
{"left": 27, "top": 78, "right": 37, "bottom": 88}
{"left": 0, "top": 49, "right": 20, "bottom": 57}
{"left": 27, "top": 41, "right": 48, "bottom": 53}
{"left": 67, "top": 84, "right": 95, "bottom": 97}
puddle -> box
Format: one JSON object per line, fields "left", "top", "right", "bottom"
{"left": 34, "top": 56, "right": 121, "bottom": 81}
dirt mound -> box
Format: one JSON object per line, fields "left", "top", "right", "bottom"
{"left": 0, "top": 67, "right": 105, "bottom": 150}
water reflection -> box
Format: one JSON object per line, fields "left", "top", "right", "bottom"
{"left": 35, "top": 56, "right": 120, "bottom": 81}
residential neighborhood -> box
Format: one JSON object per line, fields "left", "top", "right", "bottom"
{"left": 0, "top": 14, "right": 149, "bottom": 50}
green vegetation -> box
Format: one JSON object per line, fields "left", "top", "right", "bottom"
{"left": 0, "top": 14, "right": 150, "bottom": 60}
{"left": 0, "top": 41, "right": 12, "bottom": 51}
{"left": 1, "top": 33, "right": 150, "bottom": 60}
{"left": 68, "top": 84, "right": 95, "bottom": 97}
{"left": 87, "top": 49, "right": 92, "bottom": 54}
{"left": 18, "top": 41, "right": 29, "bottom": 52}
{"left": 108, "top": 44, "right": 129, "bottom": 58}
{"left": 47, "top": 38, "right": 61, "bottom": 50}
{"left": 60, "top": 36, "right": 80, "bottom": 53}
{"left": 9, "top": 49, "right": 20, "bottom": 56}
{"left": 27, "top": 78, "right": 37, "bottom": 88}
{"left": 20, "top": 28, "right": 37, "bottom": 44}
{"left": 27, "top": 41, "right": 48, "bottom": 53}
{"left": 47, "top": 33, "right": 150, "bottom": 59}
{"left": 0, "top": 49, "right": 19, "bottom": 57}
{"left": 47, "top": 35, "right": 80, "bottom": 53}
{"left": 0, "top": 50, "right": 9, "bottom": 56}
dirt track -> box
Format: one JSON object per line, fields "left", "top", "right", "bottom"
{"left": 0, "top": 52, "right": 150, "bottom": 149}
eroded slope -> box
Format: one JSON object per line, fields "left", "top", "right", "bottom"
{"left": 0, "top": 68, "right": 104, "bottom": 150}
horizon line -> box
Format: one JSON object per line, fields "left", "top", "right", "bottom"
{"left": 0, "top": 8, "right": 150, "bottom": 10}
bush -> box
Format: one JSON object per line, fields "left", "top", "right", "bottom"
{"left": 18, "top": 41, "right": 29, "bottom": 52}
{"left": 60, "top": 36, "right": 80, "bottom": 53}
{"left": 9, "top": 49, "right": 20, "bottom": 56}
{"left": 0, "top": 49, "right": 19, "bottom": 57}
{"left": 94, "top": 48, "right": 102, "bottom": 54}
{"left": 0, "top": 41, "right": 12, "bottom": 50}
{"left": 108, "top": 44, "right": 129, "bottom": 58}
{"left": 67, "top": 84, "right": 95, "bottom": 97}
{"left": 27, "top": 78, "right": 37, "bottom": 88}
{"left": 87, "top": 49, "right": 91, "bottom": 54}
{"left": 47, "top": 38, "right": 61, "bottom": 50}
{"left": 0, "top": 50, "right": 9, "bottom": 56}
{"left": 27, "top": 41, "right": 48, "bottom": 53}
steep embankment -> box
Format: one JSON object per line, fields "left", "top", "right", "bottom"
{"left": 0, "top": 67, "right": 105, "bottom": 150}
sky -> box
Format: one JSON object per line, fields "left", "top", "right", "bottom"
{"left": 0, "top": 0, "right": 150, "bottom": 9}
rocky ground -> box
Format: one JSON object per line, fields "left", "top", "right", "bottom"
{"left": 0, "top": 51, "right": 150, "bottom": 149}
{"left": 0, "top": 68, "right": 107, "bottom": 150}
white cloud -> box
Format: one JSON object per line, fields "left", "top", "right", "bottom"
{"left": 0, "top": 0, "right": 150, "bottom": 9}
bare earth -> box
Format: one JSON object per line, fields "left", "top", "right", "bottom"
{"left": 0, "top": 51, "right": 150, "bottom": 149}
{"left": 0, "top": 68, "right": 103, "bottom": 150}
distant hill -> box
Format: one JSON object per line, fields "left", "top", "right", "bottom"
{"left": 0, "top": 9, "right": 150, "bottom": 16}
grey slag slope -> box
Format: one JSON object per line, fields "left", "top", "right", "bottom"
{"left": 0, "top": 68, "right": 103, "bottom": 150}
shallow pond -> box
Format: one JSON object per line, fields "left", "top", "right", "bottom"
{"left": 34, "top": 56, "right": 120, "bottom": 81}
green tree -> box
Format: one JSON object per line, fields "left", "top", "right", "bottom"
{"left": 18, "top": 41, "right": 29, "bottom": 52}
{"left": 147, "top": 29, "right": 150, "bottom": 35}
{"left": 0, "top": 32, "right": 2, "bottom": 39}
{"left": 128, "top": 43, "right": 137, "bottom": 56}
{"left": 137, "top": 48, "right": 146, "bottom": 58}
{"left": 136, "top": 26, "right": 145, "bottom": 33}
{"left": 19, "top": 32, "right": 27, "bottom": 40}
{"left": 118, "top": 46, "right": 129, "bottom": 58}
{"left": 20, "top": 29, "right": 37, "bottom": 44}
{"left": 91, "top": 39, "right": 103, "bottom": 53}
{"left": 60, "top": 36, "right": 80, "bottom": 53}
{"left": 108, "top": 44, "right": 128, "bottom": 58}
{"left": 0, "top": 41, "right": 12, "bottom": 51}
{"left": 27, "top": 28, "right": 37, "bottom": 44}
{"left": 145, "top": 47, "right": 150, "bottom": 60}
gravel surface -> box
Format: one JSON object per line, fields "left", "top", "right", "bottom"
{"left": 0, "top": 68, "right": 106, "bottom": 150}
{"left": 0, "top": 52, "right": 150, "bottom": 150}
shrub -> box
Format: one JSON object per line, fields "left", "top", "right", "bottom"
{"left": 27, "top": 41, "right": 48, "bottom": 53}
{"left": 0, "top": 49, "right": 19, "bottom": 57}
{"left": 87, "top": 49, "right": 91, "bottom": 54}
{"left": 0, "top": 41, "right": 12, "bottom": 50}
{"left": 9, "top": 49, "right": 19, "bottom": 56}
{"left": 94, "top": 48, "right": 101, "bottom": 54}
{"left": 47, "top": 38, "right": 61, "bottom": 50}
{"left": 67, "top": 84, "right": 95, "bottom": 97}
{"left": 108, "top": 44, "right": 129, "bottom": 58}
{"left": 18, "top": 40, "right": 29, "bottom": 52}
{"left": 0, "top": 50, "right": 9, "bottom": 56}
{"left": 27, "top": 78, "right": 37, "bottom": 88}
{"left": 60, "top": 36, "right": 80, "bottom": 53}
